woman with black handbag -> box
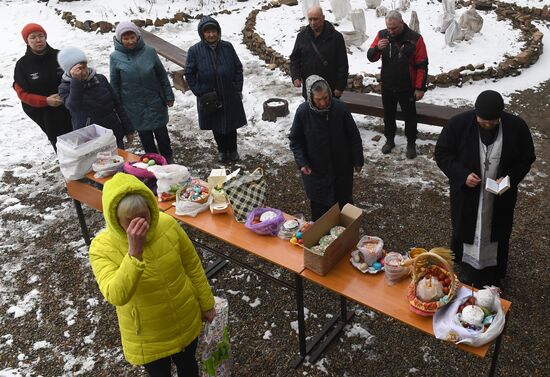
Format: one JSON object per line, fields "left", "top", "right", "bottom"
{"left": 185, "top": 16, "right": 247, "bottom": 163}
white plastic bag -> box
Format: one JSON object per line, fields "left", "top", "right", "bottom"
{"left": 328, "top": 0, "right": 351, "bottom": 21}
{"left": 147, "top": 164, "right": 191, "bottom": 199}
{"left": 357, "top": 235, "right": 384, "bottom": 266}
{"left": 175, "top": 195, "right": 212, "bottom": 217}
{"left": 92, "top": 154, "right": 124, "bottom": 179}
{"left": 56, "top": 124, "right": 117, "bottom": 180}
{"left": 434, "top": 286, "right": 506, "bottom": 347}
{"left": 199, "top": 297, "right": 231, "bottom": 376}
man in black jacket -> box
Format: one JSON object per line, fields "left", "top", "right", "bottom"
{"left": 290, "top": 6, "right": 349, "bottom": 99}
{"left": 367, "top": 10, "right": 428, "bottom": 159}
{"left": 435, "top": 90, "right": 535, "bottom": 288}
{"left": 289, "top": 75, "right": 364, "bottom": 221}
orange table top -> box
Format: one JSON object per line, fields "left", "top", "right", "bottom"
{"left": 166, "top": 206, "right": 305, "bottom": 274}
{"left": 300, "top": 255, "right": 511, "bottom": 358}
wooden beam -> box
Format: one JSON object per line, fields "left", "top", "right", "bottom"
{"left": 140, "top": 28, "right": 187, "bottom": 68}
{"left": 340, "top": 91, "right": 466, "bottom": 127}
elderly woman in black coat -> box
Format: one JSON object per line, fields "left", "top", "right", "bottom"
{"left": 289, "top": 75, "right": 364, "bottom": 221}
{"left": 185, "top": 16, "right": 247, "bottom": 163}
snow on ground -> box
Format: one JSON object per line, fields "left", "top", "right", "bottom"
{"left": 258, "top": 0, "right": 523, "bottom": 75}
{"left": 0, "top": 0, "right": 549, "bottom": 375}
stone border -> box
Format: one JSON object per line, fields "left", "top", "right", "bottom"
{"left": 55, "top": 7, "right": 237, "bottom": 33}
{"left": 242, "top": 0, "right": 545, "bottom": 93}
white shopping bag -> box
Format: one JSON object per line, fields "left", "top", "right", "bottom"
{"left": 199, "top": 297, "right": 231, "bottom": 377}
{"left": 56, "top": 124, "right": 117, "bottom": 180}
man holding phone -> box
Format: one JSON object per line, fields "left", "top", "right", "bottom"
{"left": 367, "top": 10, "right": 428, "bottom": 159}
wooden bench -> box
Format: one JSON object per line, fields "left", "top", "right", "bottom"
{"left": 140, "top": 28, "right": 187, "bottom": 67}
{"left": 340, "top": 91, "right": 465, "bottom": 127}
{"left": 140, "top": 28, "right": 462, "bottom": 126}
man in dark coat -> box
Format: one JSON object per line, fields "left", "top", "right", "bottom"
{"left": 435, "top": 90, "right": 535, "bottom": 287}
{"left": 367, "top": 10, "right": 428, "bottom": 159}
{"left": 13, "top": 23, "right": 72, "bottom": 152}
{"left": 289, "top": 75, "right": 364, "bottom": 221}
{"left": 185, "top": 16, "right": 247, "bottom": 163}
{"left": 58, "top": 47, "right": 134, "bottom": 149}
{"left": 290, "top": 6, "right": 349, "bottom": 99}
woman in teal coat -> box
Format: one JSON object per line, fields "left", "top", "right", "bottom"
{"left": 110, "top": 21, "right": 175, "bottom": 163}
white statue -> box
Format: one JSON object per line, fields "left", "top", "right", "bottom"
{"left": 399, "top": 0, "right": 411, "bottom": 12}
{"left": 366, "top": 0, "right": 383, "bottom": 10}
{"left": 328, "top": 0, "right": 352, "bottom": 21}
{"left": 351, "top": 9, "right": 367, "bottom": 34}
{"left": 376, "top": 5, "right": 388, "bottom": 17}
{"left": 409, "top": 10, "right": 420, "bottom": 34}
{"left": 301, "top": 0, "right": 320, "bottom": 18}
{"left": 343, "top": 8, "right": 368, "bottom": 47}
{"left": 445, "top": 20, "right": 464, "bottom": 46}
{"left": 438, "top": 0, "right": 456, "bottom": 33}
{"left": 459, "top": 6, "right": 484, "bottom": 40}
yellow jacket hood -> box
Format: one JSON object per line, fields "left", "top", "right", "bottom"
{"left": 102, "top": 173, "right": 159, "bottom": 243}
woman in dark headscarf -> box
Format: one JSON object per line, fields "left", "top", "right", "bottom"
{"left": 185, "top": 16, "right": 247, "bottom": 163}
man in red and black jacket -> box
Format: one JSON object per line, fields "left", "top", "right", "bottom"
{"left": 367, "top": 10, "right": 428, "bottom": 159}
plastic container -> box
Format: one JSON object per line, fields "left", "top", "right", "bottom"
{"left": 384, "top": 252, "right": 409, "bottom": 285}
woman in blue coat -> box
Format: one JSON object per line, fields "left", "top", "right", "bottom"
{"left": 110, "top": 21, "right": 175, "bottom": 163}
{"left": 58, "top": 47, "right": 134, "bottom": 149}
{"left": 185, "top": 16, "right": 247, "bottom": 163}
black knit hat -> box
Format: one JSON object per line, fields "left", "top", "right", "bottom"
{"left": 475, "top": 90, "right": 504, "bottom": 120}
{"left": 201, "top": 21, "right": 218, "bottom": 32}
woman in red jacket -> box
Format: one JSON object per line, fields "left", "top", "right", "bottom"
{"left": 13, "top": 23, "right": 72, "bottom": 152}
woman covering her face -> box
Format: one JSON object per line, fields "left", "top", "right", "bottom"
{"left": 89, "top": 173, "right": 215, "bottom": 376}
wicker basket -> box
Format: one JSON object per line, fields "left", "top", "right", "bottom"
{"left": 404, "top": 249, "right": 458, "bottom": 317}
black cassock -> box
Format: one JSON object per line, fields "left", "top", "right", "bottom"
{"left": 435, "top": 110, "right": 535, "bottom": 282}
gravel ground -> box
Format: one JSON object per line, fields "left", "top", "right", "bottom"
{"left": 0, "top": 81, "right": 548, "bottom": 376}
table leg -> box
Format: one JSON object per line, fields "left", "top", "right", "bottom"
{"left": 488, "top": 311, "right": 508, "bottom": 377}
{"left": 291, "top": 274, "right": 307, "bottom": 368}
{"left": 307, "top": 295, "right": 354, "bottom": 364}
{"left": 73, "top": 199, "right": 91, "bottom": 245}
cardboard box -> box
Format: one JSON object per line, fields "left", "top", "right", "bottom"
{"left": 207, "top": 168, "right": 240, "bottom": 190}
{"left": 303, "top": 203, "right": 364, "bottom": 276}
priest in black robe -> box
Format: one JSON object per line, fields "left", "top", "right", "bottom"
{"left": 435, "top": 90, "right": 535, "bottom": 288}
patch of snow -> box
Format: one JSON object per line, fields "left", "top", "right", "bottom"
{"left": 6, "top": 289, "right": 40, "bottom": 319}
{"left": 249, "top": 298, "right": 261, "bottom": 308}
{"left": 32, "top": 341, "right": 51, "bottom": 350}
{"left": 262, "top": 330, "right": 272, "bottom": 340}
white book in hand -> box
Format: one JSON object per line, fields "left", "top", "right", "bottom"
{"left": 486, "top": 175, "right": 510, "bottom": 195}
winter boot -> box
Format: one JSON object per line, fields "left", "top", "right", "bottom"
{"left": 406, "top": 143, "right": 417, "bottom": 159}
{"left": 381, "top": 140, "right": 395, "bottom": 154}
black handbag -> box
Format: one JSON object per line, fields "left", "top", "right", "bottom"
{"left": 199, "top": 91, "right": 223, "bottom": 114}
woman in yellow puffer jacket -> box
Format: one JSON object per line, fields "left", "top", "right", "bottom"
{"left": 89, "top": 173, "right": 215, "bottom": 376}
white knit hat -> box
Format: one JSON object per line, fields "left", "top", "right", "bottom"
{"left": 57, "top": 47, "right": 87, "bottom": 73}
{"left": 115, "top": 21, "right": 140, "bottom": 41}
